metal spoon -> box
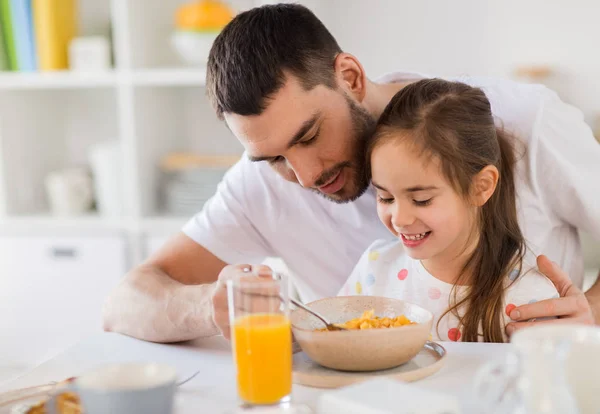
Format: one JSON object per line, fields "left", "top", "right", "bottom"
{"left": 289, "top": 297, "right": 346, "bottom": 331}
{"left": 176, "top": 370, "right": 200, "bottom": 387}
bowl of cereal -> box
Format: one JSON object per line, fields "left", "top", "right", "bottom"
{"left": 290, "top": 296, "right": 433, "bottom": 372}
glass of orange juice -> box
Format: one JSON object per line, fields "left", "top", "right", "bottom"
{"left": 227, "top": 268, "right": 293, "bottom": 408}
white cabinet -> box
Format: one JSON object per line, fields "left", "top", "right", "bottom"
{"left": 0, "top": 235, "right": 126, "bottom": 369}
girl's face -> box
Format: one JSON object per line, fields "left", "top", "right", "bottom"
{"left": 371, "top": 138, "right": 478, "bottom": 265}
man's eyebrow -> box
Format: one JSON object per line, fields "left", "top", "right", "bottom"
{"left": 246, "top": 112, "right": 321, "bottom": 163}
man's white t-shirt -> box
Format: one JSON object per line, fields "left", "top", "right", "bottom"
{"left": 182, "top": 72, "right": 600, "bottom": 302}
{"left": 338, "top": 239, "right": 559, "bottom": 342}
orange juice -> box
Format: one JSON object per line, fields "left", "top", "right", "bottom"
{"left": 233, "top": 313, "right": 292, "bottom": 405}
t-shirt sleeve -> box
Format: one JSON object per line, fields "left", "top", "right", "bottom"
{"left": 534, "top": 89, "right": 600, "bottom": 240}
{"left": 181, "top": 155, "right": 275, "bottom": 265}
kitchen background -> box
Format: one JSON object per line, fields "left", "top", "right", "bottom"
{"left": 0, "top": 0, "right": 599, "bottom": 384}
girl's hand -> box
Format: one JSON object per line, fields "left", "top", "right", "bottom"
{"left": 505, "top": 255, "right": 596, "bottom": 336}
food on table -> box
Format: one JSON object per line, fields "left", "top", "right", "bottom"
{"left": 21, "top": 392, "right": 82, "bottom": 414}
{"left": 316, "top": 309, "right": 416, "bottom": 331}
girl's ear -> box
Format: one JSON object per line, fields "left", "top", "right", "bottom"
{"left": 471, "top": 165, "right": 499, "bottom": 207}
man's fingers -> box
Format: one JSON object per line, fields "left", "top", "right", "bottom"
{"left": 505, "top": 315, "right": 591, "bottom": 336}
{"left": 211, "top": 263, "right": 276, "bottom": 339}
{"left": 510, "top": 296, "right": 580, "bottom": 321}
{"left": 536, "top": 255, "right": 575, "bottom": 296}
{"left": 213, "top": 310, "right": 231, "bottom": 339}
{"left": 216, "top": 263, "right": 254, "bottom": 286}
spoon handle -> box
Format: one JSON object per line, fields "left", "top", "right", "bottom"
{"left": 289, "top": 297, "right": 330, "bottom": 327}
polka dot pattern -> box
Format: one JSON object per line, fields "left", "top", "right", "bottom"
{"left": 366, "top": 273, "right": 376, "bottom": 287}
{"left": 528, "top": 299, "right": 538, "bottom": 304}
{"left": 428, "top": 287, "right": 442, "bottom": 300}
{"left": 509, "top": 269, "right": 520, "bottom": 281}
{"left": 505, "top": 303, "right": 517, "bottom": 317}
{"left": 448, "top": 328, "right": 461, "bottom": 342}
{"left": 397, "top": 269, "right": 409, "bottom": 281}
{"left": 368, "top": 251, "right": 380, "bottom": 261}
{"left": 355, "top": 282, "right": 363, "bottom": 295}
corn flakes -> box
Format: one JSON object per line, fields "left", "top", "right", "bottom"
{"left": 317, "top": 309, "right": 416, "bottom": 331}
{"left": 22, "top": 392, "right": 82, "bottom": 414}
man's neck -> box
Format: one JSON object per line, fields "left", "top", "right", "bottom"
{"left": 363, "top": 79, "right": 414, "bottom": 120}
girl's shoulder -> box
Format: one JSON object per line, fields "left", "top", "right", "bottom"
{"left": 361, "top": 238, "right": 407, "bottom": 262}
{"left": 364, "top": 237, "right": 403, "bottom": 252}
{"left": 505, "top": 262, "right": 559, "bottom": 303}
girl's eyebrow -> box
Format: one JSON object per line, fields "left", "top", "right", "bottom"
{"left": 372, "top": 181, "right": 438, "bottom": 193}
{"left": 371, "top": 181, "right": 388, "bottom": 192}
{"left": 403, "top": 185, "right": 438, "bottom": 193}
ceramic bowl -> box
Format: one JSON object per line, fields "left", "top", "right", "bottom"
{"left": 290, "top": 296, "right": 433, "bottom": 372}
{"left": 170, "top": 31, "right": 219, "bottom": 66}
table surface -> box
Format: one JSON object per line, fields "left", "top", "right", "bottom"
{"left": 0, "top": 333, "right": 510, "bottom": 413}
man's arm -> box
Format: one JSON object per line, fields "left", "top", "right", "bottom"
{"left": 102, "top": 233, "right": 228, "bottom": 343}
{"left": 103, "top": 157, "right": 278, "bottom": 342}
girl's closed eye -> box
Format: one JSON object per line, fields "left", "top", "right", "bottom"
{"left": 413, "top": 198, "right": 433, "bottom": 207}
{"left": 377, "top": 195, "right": 394, "bottom": 204}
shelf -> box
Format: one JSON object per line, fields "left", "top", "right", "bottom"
{"left": 0, "top": 214, "right": 130, "bottom": 234}
{"left": 0, "top": 71, "right": 118, "bottom": 90}
{"left": 0, "top": 214, "right": 190, "bottom": 235}
{"left": 0, "top": 68, "right": 208, "bottom": 90}
{"left": 130, "top": 68, "right": 207, "bottom": 87}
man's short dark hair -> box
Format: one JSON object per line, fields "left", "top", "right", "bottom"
{"left": 206, "top": 3, "right": 342, "bottom": 119}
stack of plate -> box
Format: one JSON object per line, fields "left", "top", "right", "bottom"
{"left": 159, "top": 153, "right": 240, "bottom": 216}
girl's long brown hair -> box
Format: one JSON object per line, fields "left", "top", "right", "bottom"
{"left": 368, "top": 79, "right": 525, "bottom": 342}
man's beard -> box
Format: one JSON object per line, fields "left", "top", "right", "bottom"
{"left": 311, "top": 95, "right": 376, "bottom": 204}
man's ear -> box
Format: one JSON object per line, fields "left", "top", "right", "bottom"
{"left": 471, "top": 165, "right": 499, "bottom": 207}
{"left": 333, "top": 52, "right": 367, "bottom": 102}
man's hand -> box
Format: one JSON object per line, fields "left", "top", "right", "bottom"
{"left": 506, "top": 255, "right": 595, "bottom": 336}
{"left": 210, "top": 264, "right": 272, "bottom": 339}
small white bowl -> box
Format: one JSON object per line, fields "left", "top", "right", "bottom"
{"left": 171, "top": 31, "right": 219, "bottom": 66}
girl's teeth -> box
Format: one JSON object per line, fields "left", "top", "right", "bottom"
{"left": 404, "top": 232, "right": 428, "bottom": 241}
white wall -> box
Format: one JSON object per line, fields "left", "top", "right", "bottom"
{"left": 321, "top": 0, "right": 600, "bottom": 124}
{"left": 315, "top": 0, "right": 600, "bottom": 274}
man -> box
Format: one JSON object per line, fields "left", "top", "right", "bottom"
{"left": 103, "top": 4, "right": 600, "bottom": 342}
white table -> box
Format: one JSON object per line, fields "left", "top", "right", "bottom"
{"left": 0, "top": 333, "right": 510, "bottom": 413}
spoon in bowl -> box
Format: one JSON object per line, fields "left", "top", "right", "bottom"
{"left": 289, "top": 297, "right": 346, "bottom": 331}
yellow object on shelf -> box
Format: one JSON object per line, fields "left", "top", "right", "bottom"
{"left": 175, "top": 0, "right": 234, "bottom": 32}
{"left": 159, "top": 153, "right": 240, "bottom": 172}
{"left": 32, "top": 0, "right": 78, "bottom": 71}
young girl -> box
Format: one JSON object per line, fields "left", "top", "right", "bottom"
{"left": 340, "top": 79, "right": 558, "bottom": 343}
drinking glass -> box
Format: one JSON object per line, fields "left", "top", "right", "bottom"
{"left": 227, "top": 268, "right": 293, "bottom": 408}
